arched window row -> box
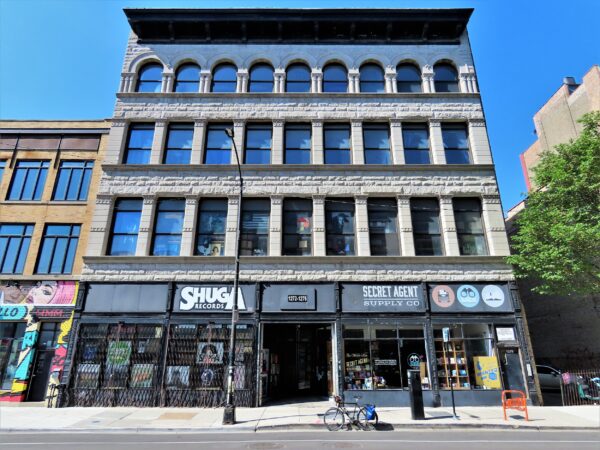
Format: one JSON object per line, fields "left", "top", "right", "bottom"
{"left": 128, "top": 60, "right": 474, "bottom": 94}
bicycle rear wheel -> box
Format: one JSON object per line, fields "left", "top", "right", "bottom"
{"left": 357, "top": 407, "right": 377, "bottom": 431}
{"left": 324, "top": 407, "right": 345, "bottom": 431}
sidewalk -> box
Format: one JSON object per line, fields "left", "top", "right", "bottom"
{"left": 1, "top": 400, "right": 599, "bottom": 432}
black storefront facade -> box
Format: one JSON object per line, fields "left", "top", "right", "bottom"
{"left": 65, "top": 280, "right": 538, "bottom": 407}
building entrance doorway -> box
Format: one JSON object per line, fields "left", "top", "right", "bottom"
{"left": 261, "top": 323, "right": 332, "bottom": 402}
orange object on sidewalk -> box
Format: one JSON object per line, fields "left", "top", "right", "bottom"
{"left": 502, "top": 390, "right": 529, "bottom": 421}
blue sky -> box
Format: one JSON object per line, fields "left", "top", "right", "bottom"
{"left": 0, "top": 0, "right": 598, "bottom": 212}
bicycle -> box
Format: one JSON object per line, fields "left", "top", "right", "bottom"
{"left": 46, "top": 383, "right": 69, "bottom": 408}
{"left": 323, "top": 395, "right": 378, "bottom": 431}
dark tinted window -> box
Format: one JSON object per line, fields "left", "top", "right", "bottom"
{"left": 285, "top": 124, "right": 311, "bottom": 164}
{"left": 249, "top": 64, "right": 274, "bottom": 93}
{"left": 136, "top": 63, "right": 162, "bottom": 93}
{"left": 211, "top": 64, "right": 237, "bottom": 93}
{"left": 453, "top": 198, "right": 487, "bottom": 256}
{"left": 442, "top": 124, "right": 470, "bottom": 164}
{"left": 396, "top": 64, "right": 422, "bottom": 93}
{"left": 204, "top": 124, "right": 232, "bottom": 164}
{"left": 123, "top": 123, "right": 154, "bottom": 164}
{"left": 368, "top": 198, "right": 399, "bottom": 255}
{"left": 241, "top": 199, "right": 270, "bottom": 256}
{"left": 36, "top": 224, "right": 80, "bottom": 274}
{"left": 286, "top": 64, "right": 311, "bottom": 93}
{"left": 152, "top": 198, "right": 185, "bottom": 256}
{"left": 325, "top": 198, "right": 355, "bottom": 256}
{"left": 363, "top": 124, "right": 390, "bottom": 164}
{"left": 403, "top": 124, "right": 430, "bottom": 164}
{"left": 323, "top": 64, "right": 348, "bottom": 93}
{"left": 360, "top": 64, "right": 385, "bottom": 93}
{"left": 324, "top": 124, "right": 351, "bottom": 164}
{"left": 0, "top": 224, "right": 33, "bottom": 274}
{"left": 196, "top": 199, "right": 227, "bottom": 256}
{"left": 164, "top": 123, "right": 193, "bottom": 164}
{"left": 174, "top": 63, "right": 200, "bottom": 93}
{"left": 411, "top": 198, "right": 443, "bottom": 255}
{"left": 108, "top": 199, "right": 142, "bottom": 256}
{"left": 245, "top": 124, "right": 272, "bottom": 164}
{"left": 434, "top": 63, "right": 459, "bottom": 93}
{"left": 282, "top": 198, "right": 312, "bottom": 256}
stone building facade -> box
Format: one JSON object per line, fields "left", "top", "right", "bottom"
{"left": 0, "top": 120, "right": 109, "bottom": 403}
{"left": 71, "top": 9, "right": 537, "bottom": 408}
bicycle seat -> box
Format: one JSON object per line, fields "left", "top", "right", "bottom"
{"left": 333, "top": 395, "right": 342, "bottom": 405}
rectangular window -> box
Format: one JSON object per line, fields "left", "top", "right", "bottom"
{"left": 363, "top": 124, "right": 391, "bottom": 164}
{"left": 151, "top": 198, "right": 185, "bottom": 256}
{"left": 0, "top": 224, "right": 33, "bottom": 274}
{"left": 196, "top": 199, "right": 227, "bottom": 256}
{"left": 411, "top": 198, "right": 443, "bottom": 255}
{"left": 7, "top": 160, "right": 50, "bottom": 201}
{"left": 453, "top": 198, "right": 488, "bottom": 255}
{"left": 204, "top": 123, "right": 232, "bottom": 164}
{"left": 324, "top": 124, "right": 351, "bottom": 164}
{"left": 107, "top": 198, "right": 143, "bottom": 256}
{"left": 442, "top": 124, "right": 470, "bottom": 164}
{"left": 241, "top": 198, "right": 270, "bottom": 256}
{"left": 284, "top": 124, "right": 311, "bottom": 164}
{"left": 403, "top": 124, "right": 431, "bottom": 164}
{"left": 368, "top": 198, "right": 399, "bottom": 255}
{"left": 35, "top": 224, "right": 80, "bottom": 274}
{"left": 245, "top": 124, "right": 272, "bottom": 164}
{"left": 163, "top": 123, "right": 193, "bottom": 164}
{"left": 0, "top": 322, "right": 27, "bottom": 390}
{"left": 325, "top": 198, "right": 355, "bottom": 255}
{"left": 52, "top": 161, "right": 94, "bottom": 201}
{"left": 282, "top": 198, "right": 312, "bottom": 256}
{"left": 0, "top": 160, "right": 5, "bottom": 183}
{"left": 123, "top": 123, "right": 154, "bottom": 164}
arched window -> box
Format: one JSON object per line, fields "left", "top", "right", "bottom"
{"left": 359, "top": 64, "right": 385, "bottom": 93}
{"left": 396, "top": 63, "right": 422, "bottom": 93}
{"left": 286, "top": 63, "right": 311, "bottom": 93}
{"left": 249, "top": 64, "right": 274, "bottom": 93}
{"left": 174, "top": 63, "right": 200, "bottom": 92}
{"left": 434, "top": 63, "right": 459, "bottom": 93}
{"left": 322, "top": 64, "right": 348, "bottom": 93}
{"left": 211, "top": 63, "right": 237, "bottom": 93}
{"left": 136, "top": 63, "right": 163, "bottom": 93}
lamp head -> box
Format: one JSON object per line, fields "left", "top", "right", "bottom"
{"left": 224, "top": 128, "right": 234, "bottom": 138}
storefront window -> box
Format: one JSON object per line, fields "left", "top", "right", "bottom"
{"left": 343, "top": 322, "right": 429, "bottom": 391}
{"left": 0, "top": 322, "right": 26, "bottom": 390}
{"left": 433, "top": 323, "right": 499, "bottom": 390}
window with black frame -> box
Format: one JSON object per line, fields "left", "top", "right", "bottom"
{"left": 433, "top": 63, "right": 459, "bottom": 93}
{"left": 151, "top": 198, "right": 185, "bottom": 256}
{"left": 403, "top": 124, "right": 431, "bottom": 164}
{"left": 211, "top": 64, "right": 238, "bottom": 93}
{"left": 123, "top": 123, "right": 154, "bottom": 164}
{"left": 325, "top": 198, "right": 355, "bottom": 256}
{"left": 359, "top": 64, "right": 385, "bottom": 93}
{"left": 453, "top": 198, "right": 488, "bottom": 255}
{"left": 174, "top": 63, "right": 200, "bottom": 93}
{"left": 35, "top": 224, "right": 80, "bottom": 274}
{"left": 396, "top": 63, "right": 422, "bottom": 93}
{"left": 241, "top": 198, "right": 270, "bottom": 256}
{"left": 52, "top": 161, "right": 94, "bottom": 201}
{"left": 248, "top": 64, "right": 274, "bottom": 93}
{"left": 7, "top": 160, "right": 50, "bottom": 201}
{"left": 286, "top": 63, "right": 311, "bottom": 93}
{"left": 0, "top": 224, "right": 33, "bottom": 274}
{"left": 0, "top": 322, "right": 26, "bottom": 390}
{"left": 284, "top": 123, "right": 311, "bottom": 164}
{"left": 363, "top": 124, "right": 391, "bottom": 164}
{"left": 322, "top": 64, "right": 348, "bottom": 93}
{"left": 244, "top": 124, "right": 272, "bottom": 164}
{"left": 442, "top": 124, "right": 470, "bottom": 164}
{"left": 282, "top": 198, "right": 312, "bottom": 256}
{"left": 107, "top": 198, "right": 142, "bottom": 256}
{"left": 196, "top": 199, "right": 227, "bottom": 256}
{"left": 411, "top": 198, "right": 443, "bottom": 255}
{"left": 368, "top": 198, "right": 399, "bottom": 256}
{"left": 324, "top": 124, "right": 351, "bottom": 164}
{"left": 163, "top": 123, "right": 193, "bottom": 164}
{"left": 204, "top": 123, "right": 232, "bottom": 164}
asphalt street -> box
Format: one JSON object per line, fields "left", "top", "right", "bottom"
{"left": 1, "top": 430, "right": 599, "bottom": 450}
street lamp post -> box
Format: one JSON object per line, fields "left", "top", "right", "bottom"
{"left": 223, "top": 127, "right": 243, "bottom": 425}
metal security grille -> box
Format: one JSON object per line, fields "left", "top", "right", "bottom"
{"left": 69, "top": 323, "right": 164, "bottom": 407}
{"left": 68, "top": 322, "right": 256, "bottom": 408}
{"left": 164, "top": 323, "right": 255, "bottom": 407}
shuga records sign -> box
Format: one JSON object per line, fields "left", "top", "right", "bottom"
{"left": 175, "top": 285, "right": 255, "bottom": 312}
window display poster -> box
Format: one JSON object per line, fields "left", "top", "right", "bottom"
{"left": 196, "top": 342, "right": 224, "bottom": 364}
{"left": 474, "top": 356, "right": 502, "bottom": 389}
{"left": 166, "top": 366, "right": 190, "bottom": 388}
{"left": 106, "top": 341, "right": 132, "bottom": 366}
{"left": 76, "top": 364, "right": 99, "bottom": 389}
{"left": 130, "top": 364, "right": 154, "bottom": 388}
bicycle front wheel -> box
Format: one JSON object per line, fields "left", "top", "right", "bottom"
{"left": 357, "top": 407, "right": 377, "bottom": 431}
{"left": 324, "top": 407, "right": 345, "bottom": 431}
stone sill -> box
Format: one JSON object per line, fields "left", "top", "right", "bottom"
{"left": 102, "top": 163, "right": 496, "bottom": 173}
{"left": 117, "top": 92, "right": 481, "bottom": 100}
{"left": 84, "top": 255, "right": 508, "bottom": 265}
{"left": 0, "top": 275, "right": 79, "bottom": 281}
